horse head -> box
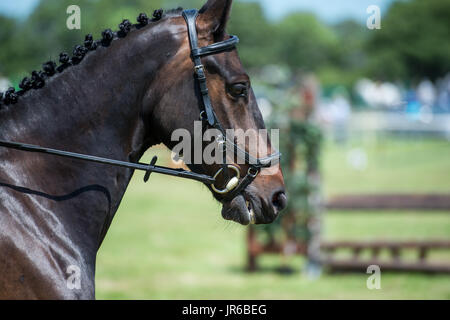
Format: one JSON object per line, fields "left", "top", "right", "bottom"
{"left": 145, "top": 0, "right": 287, "bottom": 225}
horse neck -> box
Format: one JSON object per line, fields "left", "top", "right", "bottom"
{"left": 4, "top": 32, "right": 170, "bottom": 157}
{"left": 0, "top": 24, "right": 178, "bottom": 249}
{"left": 6, "top": 20, "right": 189, "bottom": 166}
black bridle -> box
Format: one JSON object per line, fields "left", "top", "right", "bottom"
{"left": 0, "top": 9, "right": 280, "bottom": 202}
{"left": 182, "top": 9, "right": 280, "bottom": 200}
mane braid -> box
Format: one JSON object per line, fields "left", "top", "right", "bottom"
{"left": 0, "top": 7, "right": 184, "bottom": 109}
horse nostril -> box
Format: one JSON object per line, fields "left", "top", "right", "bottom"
{"left": 272, "top": 191, "right": 287, "bottom": 213}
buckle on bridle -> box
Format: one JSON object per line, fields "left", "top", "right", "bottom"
{"left": 195, "top": 64, "right": 205, "bottom": 76}
{"left": 199, "top": 111, "right": 207, "bottom": 121}
{"left": 248, "top": 167, "right": 260, "bottom": 178}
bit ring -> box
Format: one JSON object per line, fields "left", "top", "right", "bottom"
{"left": 211, "top": 165, "right": 240, "bottom": 195}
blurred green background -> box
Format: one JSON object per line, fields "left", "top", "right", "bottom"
{"left": 1, "top": 0, "right": 449, "bottom": 85}
{"left": 0, "top": 0, "right": 449, "bottom": 299}
{"left": 96, "top": 140, "right": 450, "bottom": 299}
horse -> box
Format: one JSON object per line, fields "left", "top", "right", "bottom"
{"left": 0, "top": 0, "right": 286, "bottom": 299}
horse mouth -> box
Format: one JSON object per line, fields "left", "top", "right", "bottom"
{"left": 221, "top": 194, "right": 257, "bottom": 226}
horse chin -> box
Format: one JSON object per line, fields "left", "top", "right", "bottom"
{"left": 221, "top": 194, "right": 257, "bottom": 226}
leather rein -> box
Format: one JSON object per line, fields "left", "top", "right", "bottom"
{"left": 0, "top": 9, "right": 280, "bottom": 200}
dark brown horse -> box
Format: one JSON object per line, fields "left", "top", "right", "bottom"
{"left": 0, "top": 0, "right": 286, "bottom": 299}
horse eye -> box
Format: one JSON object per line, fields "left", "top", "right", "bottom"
{"left": 228, "top": 83, "right": 248, "bottom": 98}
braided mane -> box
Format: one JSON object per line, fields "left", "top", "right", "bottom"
{"left": 0, "top": 7, "right": 183, "bottom": 108}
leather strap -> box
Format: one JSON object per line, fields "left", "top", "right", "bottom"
{"left": 182, "top": 10, "right": 239, "bottom": 128}
{"left": 182, "top": 10, "right": 200, "bottom": 55}
{"left": 192, "top": 36, "right": 239, "bottom": 57}
{"left": 183, "top": 10, "right": 216, "bottom": 126}
{"left": 224, "top": 168, "right": 259, "bottom": 200}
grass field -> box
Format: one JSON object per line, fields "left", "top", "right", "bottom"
{"left": 96, "top": 137, "right": 450, "bottom": 299}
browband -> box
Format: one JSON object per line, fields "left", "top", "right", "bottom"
{"left": 182, "top": 10, "right": 239, "bottom": 58}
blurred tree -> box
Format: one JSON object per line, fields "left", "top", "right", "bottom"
{"left": 366, "top": 0, "right": 450, "bottom": 81}
{"left": 272, "top": 13, "right": 340, "bottom": 71}
{"left": 0, "top": 15, "right": 16, "bottom": 76}
{"left": 228, "top": 2, "right": 275, "bottom": 68}
{"left": 317, "top": 20, "right": 369, "bottom": 93}
{"left": 1, "top": 0, "right": 448, "bottom": 88}
{"left": 334, "top": 19, "right": 368, "bottom": 71}
{"left": 0, "top": 0, "right": 165, "bottom": 80}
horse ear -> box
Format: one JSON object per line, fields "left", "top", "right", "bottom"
{"left": 198, "top": 0, "right": 233, "bottom": 36}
